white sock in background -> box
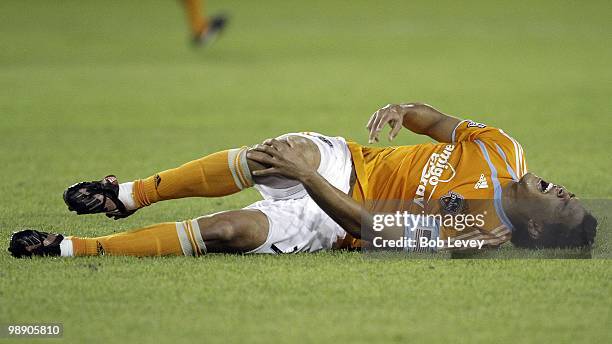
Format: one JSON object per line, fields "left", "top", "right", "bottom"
{"left": 118, "top": 182, "right": 137, "bottom": 210}
{"left": 59, "top": 238, "right": 74, "bottom": 257}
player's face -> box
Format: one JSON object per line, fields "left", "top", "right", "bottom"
{"left": 514, "top": 172, "right": 585, "bottom": 230}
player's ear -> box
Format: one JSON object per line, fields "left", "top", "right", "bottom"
{"left": 526, "top": 219, "right": 544, "bottom": 239}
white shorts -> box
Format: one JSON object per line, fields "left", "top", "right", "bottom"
{"left": 245, "top": 132, "right": 352, "bottom": 254}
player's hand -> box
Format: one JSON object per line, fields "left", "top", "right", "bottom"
{"left": 366, "top": 104, "right": 405, "bottom": 143}
{"left": 247, "top": 139, "right": 317, "bottom": 182}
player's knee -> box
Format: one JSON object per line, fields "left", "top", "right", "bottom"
{"left": 198, "top": 217, "right": 238, "bottom": 242}
{"left": 214, "top": 221, "right": 238, "bottom": 242}
{"left": 284, "top": 135, "right": 320, "bottom": 167}
{"left": 245, "top": 134, "right": 320, "bottom": 185}
{"left": 246, "top": 153, "right": 267, "bottom": 174}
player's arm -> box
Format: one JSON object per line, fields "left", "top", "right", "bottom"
{"left": 247, "top": 140, "right": 371, "bottom": 239}
{"left": 300, "top": 171, "right": 370, "bottom": 239}
{"left": 367, "top": 103, "right": 461, "bottom": 143}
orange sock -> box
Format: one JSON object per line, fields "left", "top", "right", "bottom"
{"left": 69, "top": 220, "right": 205, "bottom": 257}
{"left": 182, "top": 0, "right": 207, "bottom": 35}
{"left": 132, "top": 148, "right": 252, "bottom": 208}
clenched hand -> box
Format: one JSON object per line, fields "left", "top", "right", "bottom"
{"left": 247, "top": 139, "right": 317, "bottom": 182}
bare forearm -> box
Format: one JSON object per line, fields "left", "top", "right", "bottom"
{"left": 400, "top": 103, "right": 461, "bottom": 143}
{"left": 300, "top": 172, "right": 371, "bottom": 239}
{"left": 367, "top": 103, "right": 462, "bottom": 144}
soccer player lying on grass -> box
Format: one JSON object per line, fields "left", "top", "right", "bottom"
{"left": 8, "top": 103, "right": 597, "bottom": 258}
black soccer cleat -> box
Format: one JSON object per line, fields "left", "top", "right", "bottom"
{"left": 193, "top": 14, "right": 228, "bottom": 46}
{"left": 8, "top": 229, "right": 63, "bottom": 258}
{"left": 63, "top": 175, "right": 136, "bottom": 220}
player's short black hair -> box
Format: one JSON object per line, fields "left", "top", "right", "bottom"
{"left": 511, "top": 212, "right": 598, "bottom": 249}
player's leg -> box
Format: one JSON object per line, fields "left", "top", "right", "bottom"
{"left": 248, "top": 135, "right": 320, "bottom": 190}
{"left": 128, "top": 135, "right": 320, "bottom": 210}
{"left": 182, "top": 0, "right": 207, "bottom": 38}
{"left": 131, "top": 148, "right": 252, "bottom": 206}
{"left": 180, "top": 0, "right": 228, "bottom": 45}
{"left": 64, "top": 148, "right": 253, "bottom": 218}
{"left": 241, "top": 133, "right": 354, "bottom": 253}
{"left": 10, "top": 133, "right": 343, "bottom": 258}
{"left": 8, "top": 209, "right": 269, "bottom": 258}
{"left": 64, "top": 136, "right": 321, "bottom": 219}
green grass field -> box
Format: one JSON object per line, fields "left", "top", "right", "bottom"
{"left": 1, "top": 0, "right": 611, "bottom": 342}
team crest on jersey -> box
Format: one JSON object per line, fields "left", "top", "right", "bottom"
{"left": 439, "top": 191, "right": 465, "bottom": 215}
{"left": 467, "top": 120, "right": 486, "bottom": 128}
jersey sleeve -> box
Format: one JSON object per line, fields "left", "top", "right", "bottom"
{"left": 451, "top": 119, "right": 528, "bottom": 178}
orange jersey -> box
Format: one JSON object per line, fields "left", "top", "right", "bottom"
{"left": 348, "top": 120, "right": 527, "bottom": 250}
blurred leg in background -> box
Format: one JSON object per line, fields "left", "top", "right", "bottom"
{"left": 181, "top": 0, "right": 228, "bottom": 46}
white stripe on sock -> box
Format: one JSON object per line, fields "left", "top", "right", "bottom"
{"left": 118, "top": 182, "right": 137, "bottom": 210}
{"left": 175, "top": 222, "right": 195, "bottom": 256}
{"left": 227, "top": 148, "right": 245, "bottom": 190}
{"left": 59, "top": 238, "right": 74, "bottom": 257}
{"left": 190, "top": 219, "right": 207, "bottom": 254}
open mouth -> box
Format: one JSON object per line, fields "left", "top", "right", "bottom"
{"left": 537, "top": 178, "right": 554, "bottom": 193}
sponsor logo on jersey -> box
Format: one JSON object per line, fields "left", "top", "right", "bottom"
{"left": 414, "top": 144, "right": 456, "bottom": 208}
{"left": 474, "top": 173, "right": 489, "bottom": 189}
{"left": 439, "top": 191, "right": 465, "bottom": 215}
